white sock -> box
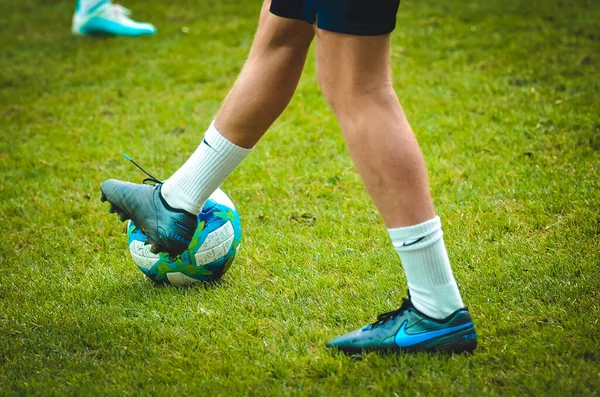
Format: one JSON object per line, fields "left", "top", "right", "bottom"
{"left": 161, "top": 121, "right": 252, "bottom": 215}
{"left": 388, "top": 216, "right": 464, "bottom": 319}
{"left": 76, "top": 0, "right": 109, "bottom": 15}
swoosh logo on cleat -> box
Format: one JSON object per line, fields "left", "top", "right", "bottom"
{"left": 395, "top": 321, "right": 474, "bottom": 348}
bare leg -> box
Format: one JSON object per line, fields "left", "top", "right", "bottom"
{"left": 316, "top": 31, "right": 434, "bottom": 228}
{"left": 161, "top": 2, "right": 314, "bottom": 213}
{"left": 316, "top": 30, "right": 464, "bottom": 321}
{"left": 100, "top": 2, "right": 315, "bottom": 256}
{"left": 215, "top": 1, "right": 315, "bottom": 148}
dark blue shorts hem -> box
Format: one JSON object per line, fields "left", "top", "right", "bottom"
{"left": 270, "top": 0, "right": 400, "bottom": 36}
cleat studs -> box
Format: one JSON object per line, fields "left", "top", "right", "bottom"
{"left": 146, "top": 237, "right": 155, "bottom": 250}
{"left": 150, "top": 243, "right": 167, "bottom": 255}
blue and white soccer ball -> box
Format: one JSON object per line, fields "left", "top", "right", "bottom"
{"left": 127, "top": 188, "right": 242, "bottom": 285}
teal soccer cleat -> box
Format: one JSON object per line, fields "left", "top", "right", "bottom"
{"left": 327, "top": 297, "right": 477, "bottom": 354}
{"left": 101, "top": 179, "right": 197, "bottom": 257}
{"left": 72, "top": 1, "right": 156, "bottom": 37}
{"left": 101, "top": 155, "right": 197, "bottom": 256}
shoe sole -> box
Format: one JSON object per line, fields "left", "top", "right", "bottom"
{"left": 329, "top": 342, "right": 477, "bottom": 355}
{"left": 100, "top": 192, "right": 169, "bottom": 255}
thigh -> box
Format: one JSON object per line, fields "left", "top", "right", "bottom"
{"left": 316, "top": 29, "right": 392, "bottom": 94}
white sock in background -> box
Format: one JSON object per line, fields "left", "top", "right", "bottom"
{"left": 76, "top": 0, "right": 109, "bottom": 15}
{"left": 161, "top": 121, "right": 252, "bottom": 215}
{"left": 388, "top": 216, "right": 464, "bottom": 319}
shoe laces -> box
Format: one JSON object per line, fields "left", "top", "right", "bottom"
{"left": 122, "top": 153, "right": 163, "bottom": 185}
{"left": 96, "top": 3, "right": 131, "bottom": 22}
{"left": 109, "top": 3, "right": 132, "bottom": 17}
{"left": 370, "top": 297, "right": 412, "bottom": 328}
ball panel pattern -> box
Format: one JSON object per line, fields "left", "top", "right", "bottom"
{"left": 127, "top": 188, "right": 242, "bottom": 285}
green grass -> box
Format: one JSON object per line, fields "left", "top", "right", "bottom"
{"left": 1, "top": 0, "right": 599, "bottom": 395}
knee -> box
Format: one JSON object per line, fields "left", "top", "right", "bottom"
{"left": 317, "top": 66, "right": 349, "bottom": 114}
{"left": 316, "top": 67, "right": 334, "bottom": 105}
{"left": 318, "top": 67, "right": 392, "bottom": 117}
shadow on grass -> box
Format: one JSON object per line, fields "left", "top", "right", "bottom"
{"left": 327, "top": 346, "right": 475, "bottom": 362}
{"left": 148, "top": 277, "right": 229, "bottom": 291}
{"left": 87, "top": 273, "right": 231, "bottom": 304}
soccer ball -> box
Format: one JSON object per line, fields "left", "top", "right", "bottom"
{"left": 127, "top": 188, "right": 242, "bottom": 285}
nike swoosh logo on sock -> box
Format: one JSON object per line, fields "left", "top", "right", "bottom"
{"left": 394, "top": 321, "right": 474, "bottom": 348}
{"left": 402, "top": 236, "right": 425, "bottom": 247}
{"left": 202, "top": 138, "right": 215, "bottom": 151}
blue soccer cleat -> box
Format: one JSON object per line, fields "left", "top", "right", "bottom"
{"left": 101, "top": 178, "right": 197, "bottom": 257}
{"left": 326, "top": 297, "right": 477, "bottom": 354}
{"left": 72, "top": 1, "right": 156, "bottom": 37}
{"left": 101, "top": 155, "right": 197, "bottom": 256}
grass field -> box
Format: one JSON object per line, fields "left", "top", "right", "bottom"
{"left": 1, "top": 0, "right": 599, "bottom": 395}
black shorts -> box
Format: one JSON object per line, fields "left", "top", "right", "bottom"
{"left": 270, "top": 0, "right": 401, "bottom": 36}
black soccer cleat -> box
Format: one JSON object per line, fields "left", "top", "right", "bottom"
{"left": 100, "top": 180, "right": 197, "bottom": 256}
{"left": 326, "top": 297, "right": 477, "bottom": 354}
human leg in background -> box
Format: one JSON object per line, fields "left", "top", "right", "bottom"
{"left": 100, "top": 0, "right": 314, "bottom": 255}
{"left": 72, "top": 0, "right": 156, "bottom": 36}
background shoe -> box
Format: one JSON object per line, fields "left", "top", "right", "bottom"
{"left": 72, "top": 1, "right": 156, "bottom": 36}
{"left": 327, "top": 297, "right": 478, "bottom": 354}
